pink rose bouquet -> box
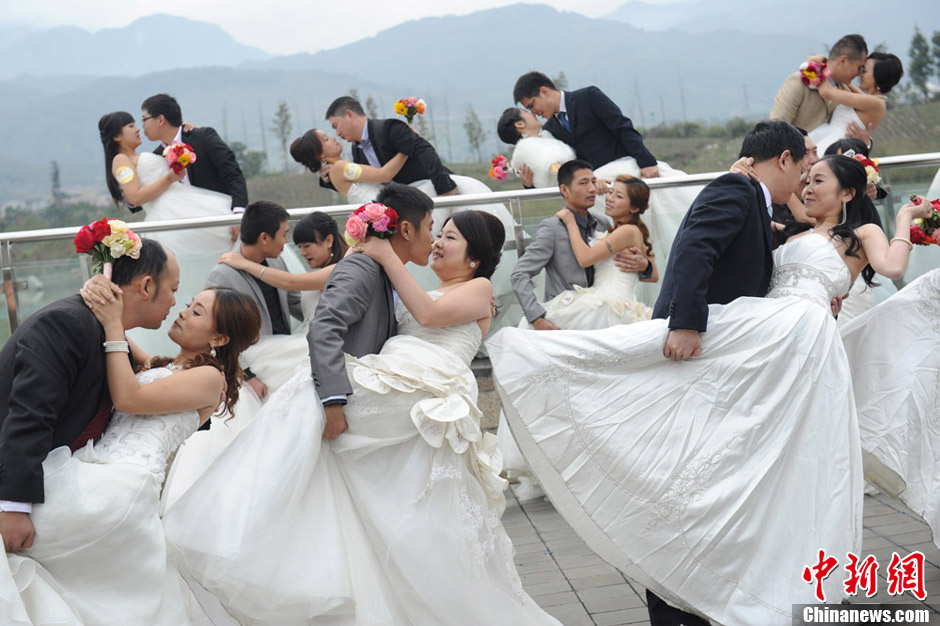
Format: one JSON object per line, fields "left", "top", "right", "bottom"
{"left": 344, "top": 202, "right": 400, "bottom": 246}
{"left": 163, "top": 142, "right": 197, "bottom": 174}
{"left": 488, "top": 155, "right": 512, "bottom": 182}
{"left": 73, "top": 218, "right": 142, "bottom": 278}
{"left": 799, "top": 60, "right": 831, "bottom": 90}
{"left": 394, "top": 97, "right": 426, "bottom": 124}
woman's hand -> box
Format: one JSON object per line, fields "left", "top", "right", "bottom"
{"left": 729, "top": 156, "right": 760, "bottom": 182}
{"left": 181, "top": 122, "right": 199, "bottom": 133}
{"left": 817, "top": 80, "right": 836, "bottom": 100}
{"left": 358, "top": 237, "right": 396, "bottom": 264}
{"left": 554, "top": 209, "right": 576, "bottom": 226}
{"left": 89, "top": 290, "right": 125, "bottom": 331}
{"left": 901, "top": 195, "right": 933, "bottom": 219}
{"left": 218, "top": 252, "right": 248, "bottom": 271}
{"left": 80, "top": 275, "right": 122, "bottom": 309}
{"left": 166, "top": 168, "right": 186, "bottom": 184}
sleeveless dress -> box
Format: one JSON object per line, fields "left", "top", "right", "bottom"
{"left": 164, "top": 292, "right": 562, "bottom": 626}
{"left": 488, "top": 234, "right": 863, "bottom": 625}
{"left": 808, "top": 103, "right": 867, "bottom": 156}
{"left": 0, "top": 367, "right": 202, "bottom": 626}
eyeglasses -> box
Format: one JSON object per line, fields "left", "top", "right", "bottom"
{"left": 141, "top": 115, "right": 155, "bottom": 123}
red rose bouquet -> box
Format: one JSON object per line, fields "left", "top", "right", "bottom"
{"left": 163, "top": 142, "right": 197, "bottom": 175}
{"left": 344, "top": 203, "right": 399, "bottom": 247}
{"left": 910, "top": 197, "right": 940, "bottom": 246}
{"left": 73, "top": 218, "right": 142, "bottom": 278}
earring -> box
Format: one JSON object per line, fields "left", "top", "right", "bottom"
{"left": 840, "top": 200, "right": 847, "bottom": 225}
{"left": 469, "top": 261, "right": 477, "bottom": 268}
{"left": 209, "top": 344, "right": 217, "bottom": 358}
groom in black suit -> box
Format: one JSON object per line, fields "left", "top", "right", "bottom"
{"left": 645, "top": 120, "right": 807, "bottom": 624}
{"left": 0, "top": 240, "right": 180, "bottom": 552}
{"left": 141, "top": 93, "right": 248, "bottom": 237}
{"left": 513, "top": 71, "right": 660, "bottom": 178}
{"left": 322, "top": 96, "right": 457, "bottom": 196}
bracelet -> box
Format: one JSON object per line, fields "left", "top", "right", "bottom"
{"left": 889, "top": 237, "right": 913, "bottom": 251}
{"left": 258, "top": 267, "right": 267, "bottom": 280}
{"left": 103, "top": 340, "right": 129, "bottom": 353}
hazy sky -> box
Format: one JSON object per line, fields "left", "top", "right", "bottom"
{"left": 0, "top": 0, "right": 670, "bottom": 55}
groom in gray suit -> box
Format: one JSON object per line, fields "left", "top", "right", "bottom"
{"left": 310, "top": 183, "right": 434, "bottom": 439}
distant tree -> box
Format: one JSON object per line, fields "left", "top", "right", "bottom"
{"left": 348, "top": 88, "right": 361, "bottom": 101}
{"left": 415, "top": 114, "right": 433, "bottom": 142}
{"left": 932, "top": 31, "right": 940, "bottom": 86}
{"left": 463, "top": 105, "right": 487, "bottom": 163}
{"left": 554, "top": 71, "right": 569, "bottom": 89}
{"left": 50, "top": 161, "right": 65, "bottom": 206}
{"left": 872, "top": 41, "right": 888, "bottom": 53}
{"left": 270, "top": 101, "right": 293, "bottom": 174}
{"left": 725, "top": 116, "right": 751, "bottom": 136}
{"left": 365, "top": 95, "right": 379, "bottom": 118}
{"left": 230, "top": 141, "right": 268, "bottom": 178}
{"left": 909, "top": 27, "right": 932, "bottom": 101}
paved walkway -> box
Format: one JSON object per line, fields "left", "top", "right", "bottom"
{"left": 504, "top": 489, "right": 940, "bottom": 625}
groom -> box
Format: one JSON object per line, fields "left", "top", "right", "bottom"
{"left": 646, "top": 120, "right": 807, "bottom": 624}
{"left": 323, "top": 96, "right": 457, "bottom": 196}
{"left": 309, "top": 183, "right": 434, "bottom": 439}
{"left": 0, "top": 240, "right": 179, "bottom": 552}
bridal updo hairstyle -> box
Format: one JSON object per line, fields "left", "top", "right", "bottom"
{"left": 612, "top": 175, "right": 655, "bottom": 259}
{"left": 99, "top": 111, "right": 136, "bottom": 206}
{"left": 149, "top": 287, "right": 262, "bottom": 415}
{"left": 293, "top": 211, "right": 347, "bottom": 265}
{"left": 497, "top": 107, "right": 525, "bottom": 145}
{"left": 290, "top": 130, "right": 324, "bottom": 173}
{"left": 868, "top": 52, "right": 904, "bottom": 94}
{"left": 443, "top": 211, "right": 506, "bottom": 280}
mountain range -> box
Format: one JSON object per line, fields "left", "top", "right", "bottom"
{"left": 0, "top": 2, "right": 934, "bottom": 203}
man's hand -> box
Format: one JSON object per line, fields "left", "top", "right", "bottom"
{"left": 519, "top": 164, "right": 535, "bottom": 188}
{"left": 845, "top": 120, "right": 873, "bottom": 146}
{"left": 229, "top": 225, "right": 241, "bottom": 242}
{"left": 323, "top": 404, "right": 348, "bottom": 439}
{"left": 439, "top": 189, "right": 459, "bottom": 197}
{"left": 613, "top": 247, "right": 647, "bottom": 273}
{"left": 639, "top": 165, "right": 660, "bottom": 179}
{"left": 532, "top": 318, "right": 560, "bottom": 331}
{"left": 1, "top": 512, "right": 35, "bottom": 553}
{"left": 865, "top": 182, "right": 878, "bottom": 200}
{"left": 831, "top": 292, "right": 847, "bottom": 319}
{"left": 663, "top": 329, "right": 702, "bottom": 361}
{"left": 729, "top": 156, "right": 761, "bottom": 182}
{"left": 246, "top": 377, "right": 267, "bottom": 400}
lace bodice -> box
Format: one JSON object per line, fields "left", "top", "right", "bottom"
{"left": 396, "top": 290, "right": 482, "bottom": 365}
{"left": 767, "top": 234, "right": 851, "bottom": 309}
{"left": 88, "top": 367, "right": 199, "bottom": 481}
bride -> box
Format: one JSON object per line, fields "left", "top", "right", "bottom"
{"left": 164, "top": 210, "right": 562, "bottom": 625}
{"left": 99, "top": 111, "right": 237, "bottom": 357}
{"left": 0, "top": 285, "right": 261, "bottom": 626}
{"left": 487, "top": 155, "right": 932, "bottom": 625}
{"left": 810, "top": 51, "right": 904, "bottom": 154}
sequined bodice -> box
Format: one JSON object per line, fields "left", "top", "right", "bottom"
{"left": 91, "top": 367, "right": 199, "bottom": 481}
{"left": 767, "top": 234, "right": 852, "bottom": 309}
{"left": 396, "top": 290, "right": 482, "bottom": 365}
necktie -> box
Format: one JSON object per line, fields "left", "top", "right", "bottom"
{"left": 558, "top": 111, "right": 571, "bottom": 133}
{"left": 581, "top": 223, "right": 595, "bottom": 287}
{"left": 70, "top": 393, "right": 112, "bottom": 452}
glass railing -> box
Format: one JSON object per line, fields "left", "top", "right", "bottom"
{"left": 3, "top": 152, "right": 940, "bottom": 347}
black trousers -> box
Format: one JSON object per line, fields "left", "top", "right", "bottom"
{"left": 646, "top": 590, "right": 710, "bottom": 626}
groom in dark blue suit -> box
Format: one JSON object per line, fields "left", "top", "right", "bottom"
{"left": 513, "top": 71, "right": 660, "bottom": 178}
{"left": 645, "top": 120, "right": 807, "bottom": 624}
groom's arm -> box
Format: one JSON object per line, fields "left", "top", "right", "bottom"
{"left": 194, "top": 128, "right": 249, "bottom": 211}
{"left": 510, "top": 219, "right": 556, "bottom": 324}
{"left": 585, "top": 86, "right": 656, "bottom": 168}
{"left": 385, "top": 120, "right": 457, "bottom": 195}
{"left": 769, "top": 73, "right": 803, "bottom": 124}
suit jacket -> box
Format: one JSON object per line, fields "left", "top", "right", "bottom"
{"left": 321, "top": 118, "right": 456, "bottom": 195}
{"left": 205, "top": 256, "right": 303, "bottom": 336}
{"left": 769, "top": 72, "right": 847, "bottom": 132}
{"left": 542, "top": 86, "right": 657, "bottom": 169}
{"left": 511, "top": 212, "right": 599, "bottom": 324}
{"left": 652, "top": 174, "right": 774, "bottom": 332}
{"left": 154, "top": 126, "right": 248, "bottom": 210}
{"left": 308, "top": 254, "right": 397, "bottom": 399}
{"left": 0, "top": 295, "right": 108, "bottom": 502}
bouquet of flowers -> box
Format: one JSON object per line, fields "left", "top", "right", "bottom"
{"left": 910, "top": 196, "right": 940, "bottom": 246}
{"left": 73, "top": 218, "right": 142, "bottom": 278}
{"left": 163, "top": 142, "right": 197, "bottom": 174}
{"left": 851, "top": 153, "right": 881, "bottom": 185}
{"left": 799, "top": 60, "right": 831, "bottom": 90}
{"left": 344, "top": 202, "right": 399, "bottom": 247}
{"left": 488, "top": 155, "right": 517, "bottom": 182}
{"left": 394, "top": 97, "right": 426, "bottom": 124}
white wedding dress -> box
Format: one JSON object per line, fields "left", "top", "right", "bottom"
{"left": 0, "top": 367, "right": 202, "bottom": 626}
{"left": 488, "top": 234, "right": 864, "bottom": 625}
{"left": 164, "top": 292, "right": 561, "bottom": 626}
{"left": 809, "top": 103, "right": 865, "bottom": 156}
{"left": 841, "top": 268, "right": 940, "bottom": 548}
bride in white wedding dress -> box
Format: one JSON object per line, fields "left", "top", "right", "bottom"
{"left": 808, "top": 52, "right": 904, "bottom": 155}
{"left": 164, "top": 210, "right": 562, "bottom": 626}
{"left": 0, "top": 287, "right": 261, "bottom": 626}
{"left": 487, "top": 156, "right": 932, "bottom": 625}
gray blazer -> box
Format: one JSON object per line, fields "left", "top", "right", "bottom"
{"left": 205, "top": 255, "right": 303, "bottom": 336}
{"left": 308, "top": 254, "right": 396, "bottom": 399}
{"left": 511, "top": 214, "right": 599, "bottom": 323}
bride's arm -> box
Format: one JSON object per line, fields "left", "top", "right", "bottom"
{"left": 856, "top": 197, "right": 932, "bottom": 279}
{"left": 358, "top": 238, "right": 492, "bottom": 327}
{"left": 88, "top": 294, "right": 223, "bottom": 414}
{"left": 112, "top": 154, "right": 184, "bottom": 207}
{"left": 554, "top": 210, "right": 640, "bottom": 267}
{"left": 817, "top": 82, "right": 886, "bottom": 127}
{"left": 218, "top": 252, "right": 335, "bottom": 291}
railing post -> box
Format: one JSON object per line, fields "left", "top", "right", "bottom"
{"left": 2, "top": 240, "right": 18, "bottom": 334}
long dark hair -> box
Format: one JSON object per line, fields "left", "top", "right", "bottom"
{"left": 819, "top": 155, "right": 883, "bottom": 287}
{"left": 611, "top": 175, "right": 654, "bottom": 259}
{"left": 443, "top": 210, "right": 506, "bottom": 280}
{"left": 293, "top": 211, "right": 347, "bottom": 265}
{"left": 290, "top": 130, "right": 324, "bottom": 173}
{"left": 98, "top": 111, "right": 135, "bottom": 206}
{"left": 149, "top": 288, "right": 262, "bottom": 415}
